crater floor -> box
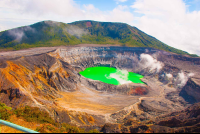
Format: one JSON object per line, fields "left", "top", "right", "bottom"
{"left": 56, "top": 84, "right": 139, "bottom": 115}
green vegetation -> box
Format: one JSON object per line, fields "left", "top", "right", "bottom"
{"left": 89, "top": 129, "right": 100, "bottom": 133}
{"left": 35, "top": 123, "right": 85, "bottom": 133}
{"left": 0, "top": 20, "right": 197, "bottom": 57}
{"left": 0, "top": 103, "right": 12, "bottom": 120}
{"left": 14, "top": 106, "right": 56, "bottom": 125}
{"left": 0, "top": 102, "right": 100, "bottom": 133}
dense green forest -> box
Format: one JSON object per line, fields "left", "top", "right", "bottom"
{"left": 0, "top": 20, "right": 198, "bottom": 57}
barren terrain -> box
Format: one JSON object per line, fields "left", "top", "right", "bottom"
{"left": 0, "top": 45, "right": 200, "bottom": 132}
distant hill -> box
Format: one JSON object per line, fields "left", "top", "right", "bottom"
{"left": 0, "top": 20, "right": 198, "bottom": 57}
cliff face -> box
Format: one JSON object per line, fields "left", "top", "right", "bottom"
{"left": 0, "top": 45, "right": 200, "bottom": 132}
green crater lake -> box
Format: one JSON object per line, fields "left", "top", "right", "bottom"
{"left": 79, "top": 67, "right": 144, "bottom": 85}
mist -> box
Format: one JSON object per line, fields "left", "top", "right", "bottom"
{"left": 8, "top": 26, "right": 35, "bottom": 42}
{"left": 107, "top": 69, "right": 132, "bottom": 85}
{"left": 139, "top": 54, "right": 164, "bottom": 73}
{"left": 65, "top": 25, "right": 88, "bottom": 38}
{"left": 175, "top": 71, "right": 194, "bottom": 88}
{"left": 166, "top": 73, "right": 173, "bottom": 79}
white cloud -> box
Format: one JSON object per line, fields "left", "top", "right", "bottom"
{"left": 106, "top": 5, "right": 134, "bottom": 23}
{"left": 78, "top": 4, "right": 134, "bottom": 24}
{"left": 115, "top": 0, "right": 128, "bottom": 4}
{"left": 117, "top": 0, "right": 127, "bottom": 2}
{"left": 0, "top": 24, "right": 8, "bottom": 32}
{"left": 0, "top": 0, "right": 134, "bottom": 31}
{"left": 131, "top": 0, "right": 200, "bottom": 55}
{"left": 83, "top": 4, "right": 96, "bottom": 11}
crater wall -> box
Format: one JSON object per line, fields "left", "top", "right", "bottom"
{"left": 0, "top": 46, "right": 200, "bottom": 127}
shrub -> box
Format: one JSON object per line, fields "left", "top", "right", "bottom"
{"left": 88, "top": 129, "right": 100, "bottom": 133}
{"left": 0, "top": 103, "right": 96, "bottom": 133}
{"left": 0, "top": 102, "right": 13, "bottom": 120}
{"left": 0, "top": 103, "right": 12, "bottom": 111}
{"left": 61, "top": 123, "right": 85, "bottom": 133}
{"left": 35, "top": 124, "right": 60, "bottom": 133}
{"left": 14, "top": 106, "right": 56, "bottom": 125}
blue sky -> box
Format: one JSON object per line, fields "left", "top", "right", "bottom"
{"left": 0, "top": 0, "right": 200, "bottom": 55}
{"left": 185, "top": 0, "right": 200, "bottom": 12}
{"left": 76, "top": 0, "right": 134, "bottom": 11}
{"left": 76, "top": 0, "right": 200, "bottom": 13}
{"left": 76, "top": 0, "right": 118, "bottom": 11}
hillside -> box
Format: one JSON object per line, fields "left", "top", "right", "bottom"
{"left": 0, "top": 102, "right": 97, "bottom": 133}
{"left": 0, "top": 20, "right": 197, "bottom": 57}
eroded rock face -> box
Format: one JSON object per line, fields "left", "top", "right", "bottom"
{"left": 0, "top": 46, "right": 200, "bottom": 132}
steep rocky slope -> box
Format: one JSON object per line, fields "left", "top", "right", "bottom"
{"left": 0, "top": 45, "right": 200, "bottom": 132}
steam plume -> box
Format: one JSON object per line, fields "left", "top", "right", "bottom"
{"left": 108, "top": 69, "right": 132, "bottom": 85}
{"left": 176, "top": 71, "right": 194, "bottom": 88}
{"left": 166, "top": 73, "right": 173, "bottom": 79}
{"left": 139, "top": 54, "right": 163, "bottom": 73}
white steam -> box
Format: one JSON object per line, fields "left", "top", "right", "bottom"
{"left": 65, "top": 25, "right": 88, "bottom": 38}
{"left": 107, "top": 69, "right": 132, "bottom": 85}
{"left": 166, "top": 73, "right": 173, "bottom": 79}
{"left": 8, "top": 26, "right": 35, "bottom": 42}
{"left": 139, "top": 54, "right": 163, "bottom": 73}
{"left": 176, "top": 71, "right": 194, "bottom": 88}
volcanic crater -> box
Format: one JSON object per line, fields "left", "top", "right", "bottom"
{"left": 0, "top": 45, "right": 200, "bottom": 129}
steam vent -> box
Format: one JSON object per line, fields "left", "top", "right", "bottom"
{"left": 0, "top": 45, "right": 200, "bottom": 133}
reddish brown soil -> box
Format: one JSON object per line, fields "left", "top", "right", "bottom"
{"left": 128, "top": 87, "right": 148, "bottom": 95}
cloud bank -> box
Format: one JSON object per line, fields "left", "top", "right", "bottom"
{"left": 0, "top": 0, "right": 134, "bottom": 26}
{"left": 131, "top": 0, "right": 200, "bottom": 55}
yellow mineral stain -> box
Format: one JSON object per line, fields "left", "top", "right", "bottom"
{"left": 0, "top": 61, "right": 60, "bottom": 105}
{"left": 48, "top": 49, "right": 61, "bottom": 59}
{"left": 56, "top": 91, "right": 118, "bottom": 115}
{"left": 1, "top": 61, "right": 31, "bottom": 89}
{"left": 49, "top": 60, "right": 69, "bottom": 79}
{"left": 56, "top": 84, "right": 139, "bottom": 115}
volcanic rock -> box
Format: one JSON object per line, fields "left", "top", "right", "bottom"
{"left": 0, "top": 45, "right": 200, "bottom": 133}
